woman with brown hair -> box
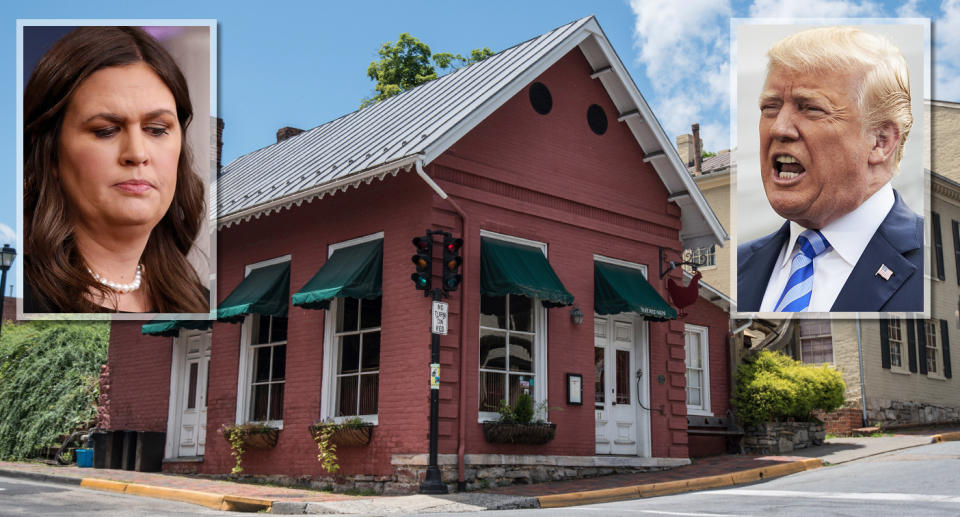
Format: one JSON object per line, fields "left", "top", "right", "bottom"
{"left": 24, "top": 26, "right": 208, "bottom": 313}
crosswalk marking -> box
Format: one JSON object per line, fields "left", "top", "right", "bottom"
{"left": 697, "top": 488, "right": 960, "bottom": 504}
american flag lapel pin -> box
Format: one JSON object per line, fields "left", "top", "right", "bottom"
{"left": 876, "top": 264, "right": 893, "bottom": 281}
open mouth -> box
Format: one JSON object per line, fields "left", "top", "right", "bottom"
{"left": 773, "top": 154, "right": 806, "bottom": 180}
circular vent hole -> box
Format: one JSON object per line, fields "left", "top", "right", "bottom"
{"left": 529, "top": 82, "right": 552, "bottom": 115}
{"left": 587, "top": 104, "right": 607, "bottom": 135}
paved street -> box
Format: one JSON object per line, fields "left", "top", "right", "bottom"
{"left": 0, "top": 476, "right": 237, "bottom": 516}
{"left": 405, "top": 441, "right": 960, "bottom": 517}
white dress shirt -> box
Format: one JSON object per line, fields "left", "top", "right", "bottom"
{"left": 759, "top": 182, "right": 895, "bottom": 312}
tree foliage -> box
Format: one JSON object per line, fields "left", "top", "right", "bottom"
{"left": 362, "top": 34, "right": 494, "bottom": 107}
{"left": 733, "top": 350, "right": 845, "bottom": 426}
{"left": 0, "top": 321, "right": 109, "bottom": 460}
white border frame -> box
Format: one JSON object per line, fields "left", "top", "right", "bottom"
{"left": 15, "top": 19, "right": 219, "bottom": 321}
{"left": 234, "top": 254, "right": 291, "bottom": 429}
{"left": 477, "top": 230, "right": 549, "bottom": 423}
{"left": 319, "top": 232, "right": 384, "bottom": 425}
{"left": 684, "top": 323, "right": 712, "bottom": 417}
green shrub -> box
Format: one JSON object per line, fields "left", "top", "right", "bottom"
{"left": 0, "top": 320, "right": 109, "bottom": 460}
{"left": 514, "top": 393, "right": 534, "bottom": 424}
{"left": 734, "top": 350, "right": 844, "bottom": 426}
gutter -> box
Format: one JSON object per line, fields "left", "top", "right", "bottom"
{"left": 415, "top": 158, "right": 470, "bottom": 491}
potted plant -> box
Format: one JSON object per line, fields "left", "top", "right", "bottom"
{"left": 308, "top": 417, "right": 374, "bottom": 473}
{"left": 482, "top": 393, "right": 557, "bottom": 445}
{"left": 220, "top": 423, "right": 280, "bottom": 474}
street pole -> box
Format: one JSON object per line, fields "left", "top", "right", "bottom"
{"left": 419, "top": 287, "right": 447, "bottom": 494}
{"left": 0, "top": 266, "right": 7, "bottom": 338}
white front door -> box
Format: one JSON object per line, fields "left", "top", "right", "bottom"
{"left": 594, "top": 314, "right": 649, "bottom": 455}
{"left": 173, "top": 331, "right": 210, "bottom": 457}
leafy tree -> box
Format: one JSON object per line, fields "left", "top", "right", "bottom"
{"left": 0, "top": 320, "right": 109, "bottom": 459}
{"left": 702, "top": 150, "right": 717, "bottom": 159}
{"left": 362, "top": 34, "right": 494, "bottom": 107}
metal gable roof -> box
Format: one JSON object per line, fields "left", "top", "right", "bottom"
{"left": 216, "top": 16, "right": 727, "bottom": 250}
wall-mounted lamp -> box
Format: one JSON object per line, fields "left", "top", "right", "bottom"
{"left": 570, "top": 305, "right": 584, "bottom": 325}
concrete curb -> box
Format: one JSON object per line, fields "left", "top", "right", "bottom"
{"left": 0, "top": 468, "right": 270, "bottom": 513}
{"left": 932, "top": 431, "right": 960, "bottom": 443}
{"left": 537, "top": 458, "right": 824, "bottom": 509}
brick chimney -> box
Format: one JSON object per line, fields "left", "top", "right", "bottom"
{"left": 676, "top": 133, "right": 695, "bottom": 167}
{"left": 277, "top": 126, "right": 305, "bottom": 142}
{"left": 692, "top": 123, "right": 702, "bottom": 175}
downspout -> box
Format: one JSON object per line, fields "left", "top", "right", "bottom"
{"left": 856, "top": 315, "right": 867, "bottom": 427}
{"left": 415, "top": 158, "right": 470, "bottom": 491}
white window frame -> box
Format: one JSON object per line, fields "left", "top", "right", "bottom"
{"left": 684, "top": 324, "right": 712, "bottom": 416}
{"left": 235, "top": 254, "right": 291, "bottom": 429}
{"left": 887, "top": 318, "right": 910, "bottom": 375}
{"left": 798, "top": 320, "right": 834, "bottom": 365}
{"left": 478, "top": 230, "right": 549, "bottom": 423}
{"left": 925, "top": 320, "right": 944, "bottom": 380}
{"left": 320, "top": 232, "right": 384, "bottom": 425}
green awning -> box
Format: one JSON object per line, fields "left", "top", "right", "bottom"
{"left": 480, "top": 237, "right": 574, "bottom": 308}
{"left": 141, "top": 318, "right": 213, "bottom": 337}
{"left": 594, "top": 261, "right": 676, "bottom": 320}
{"left": 217, "top": 261, "right": 290, "bottom": 323}
{"left": 291, "top": 239, "right": 383, "bottom": 310}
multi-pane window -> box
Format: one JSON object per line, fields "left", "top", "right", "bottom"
{"left": 248, "top": 315, "right": 287, "bottom": 422}
{"left": 479, "top": 294, "right": 536, "bottom": 412}
{"left": 799, "top": 320, "right": 833, "bottom": 364}
{"left": 685, "top": 245, "right": 716, "bottom": 268}
{"left": 925, "top": 320, "right": 939, "bottom": 375}
{"left": 684, "top": 324, "right": 710, "bottom": 414}
{"left": 888, "top": 319, "right": 904, "bottom": 369}
{"left": 335, "top": 297, "right": 381, "bottom": 417}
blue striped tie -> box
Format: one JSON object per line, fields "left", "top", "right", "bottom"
{"left": 774, "top": 230, "right": 831, "bottom": 312}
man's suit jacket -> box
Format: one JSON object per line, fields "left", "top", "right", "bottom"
{"left": 737, "top": 190, "right": 923, "bottom": 312}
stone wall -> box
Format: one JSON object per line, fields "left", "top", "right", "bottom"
{"left": 742, "top": 421, "right": 825, "bottom": 455}
{"left": 208, "top": 454, "right": 690, "bottom": 495}
{"left": 865, "top": 398, "right": 960, "bottom": 427}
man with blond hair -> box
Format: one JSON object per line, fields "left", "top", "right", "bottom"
{"left": 737, "top": 26, "right": 922, "bottom": 312}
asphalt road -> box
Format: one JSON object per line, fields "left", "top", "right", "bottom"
{"left": 0, "top": 476, "right": 236, "bottom": 516}
{"left": 406, "top": 440, "right": 960, "bottom": 517}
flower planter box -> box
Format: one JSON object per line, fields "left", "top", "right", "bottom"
{"left": 482, "top": 422, "right": 556, "bottom": 445}
{"left": 240, "top": 428, "right": 279, "bottom": 449}
{"left": 309, "top": 423, "right": 373, "bottom": 446}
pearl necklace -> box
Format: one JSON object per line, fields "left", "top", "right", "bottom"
{"left": 88, "top": 264, "right": 143, "bottom": 294}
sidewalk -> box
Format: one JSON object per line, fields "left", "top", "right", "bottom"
{"left": 1, "top": 426, "right": 958, "bottom": 514}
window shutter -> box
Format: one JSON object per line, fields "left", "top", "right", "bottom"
{"left": 880, "top": 319, "right": 891, "bottom": 369}
{"left": 916, "top": 320, "right": 927, "bottom": 375}
{"left": 952, "top": 220, "right": 960, "bottom": 285}
{"left": 941, "top": 319, "right": 952, "bottom": 379}
{"left": 933, "top": 212, "right": 944, "bottom": 280}
{"left": 906, "top": 319, "right": 917, "bottom": 373}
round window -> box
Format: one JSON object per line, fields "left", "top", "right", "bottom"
{"left": 529, "top": 82, "right": 552, "bottom": 115}
{"left": 587, "top": 104, "right": 607, "bottom": 135}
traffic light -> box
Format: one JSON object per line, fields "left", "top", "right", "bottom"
{"left": 411, "top": 235, "right": 432, "bottom": 294}
{"left": 442, "top": 235, "right": 463, "bottom": 293}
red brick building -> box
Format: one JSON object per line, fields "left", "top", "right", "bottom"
{"left": 105, "top": 17, "right": 730, "bottom": 492}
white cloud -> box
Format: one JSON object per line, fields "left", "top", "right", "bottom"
{"left": 0, "top": 223, "right": 14, "bottom": 247}
{"left": 629, "top": 0, "right": 732, "bottom": 148}
{"left": 934, "top": 0, "right": 960, "bottom": 101}
{"left": 747, "top": 0, "right": 881, "bottom": 18}
{"left": 897, "top": 0, "right": 923, "bottom": 18}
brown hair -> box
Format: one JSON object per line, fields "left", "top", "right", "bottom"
{"left": 24, "top": 26, "right": 208, "bottom": 313}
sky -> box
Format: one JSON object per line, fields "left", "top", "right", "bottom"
{"left": 1, "top": 0, "right": 958, "bottom": 298}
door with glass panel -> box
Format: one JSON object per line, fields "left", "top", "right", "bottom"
{"left": 594, "top": 315, "right": 638, "bottom": 455}
{"left": 178, "top": 331, "right": 210, "bottom": 457}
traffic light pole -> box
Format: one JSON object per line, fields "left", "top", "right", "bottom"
{"left": 419, "top": 287, "right": 448, "bottom": 494}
